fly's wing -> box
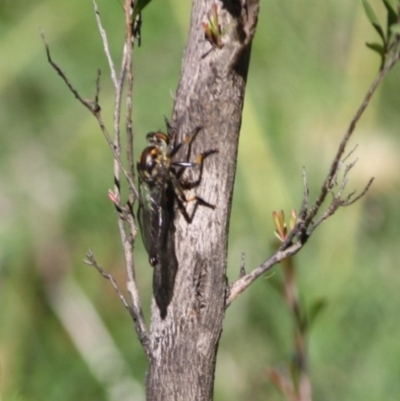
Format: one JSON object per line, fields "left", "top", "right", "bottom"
{"left": 138, "top": 181, "right": 171, "bottom": 266}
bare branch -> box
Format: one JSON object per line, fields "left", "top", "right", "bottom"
{"left": 308, "top": 159, "right": 374, "bottom": 235}
{"left": 84, "top": 250, "right": 150, "bottom": 358}
{"left": 227, "top": 241, "right": 303, "bottom": 305}
{"left": 227, "top": 35, "right": 400, "bottom": 306}
{"left": 124, "top": 0, "right": 136, "bottom": 191}
{"left": 343, "top": 177, "right": 374, "bottom": 206}
{"left": 42, "top": 2, "right": 145, "bottom": 355}
{"left": 84, "top": 250, "right": 132, "bottom": 312}
{"left": 93, "top": 1, "right": 118, "bottom": 90}
{"left": 342, "top": 143, "right": 359, "bottom": 163}
{"left": 87, "top": 4, "right": 146, "bottom": 355}
{"left": 40, "top": 29, "right": 138, "bottom": 198}
{"left": 109, "top": 6, "right": 130, "bottom": 205}
{"left": 39, "top": 28, "right": 100, "bottom": 114}
{"left": 304, "top": 47, "right": 400, "bottom": 229}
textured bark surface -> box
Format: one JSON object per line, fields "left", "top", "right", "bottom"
{"left": 146, "top": 1, "right": 259, "bottom": 400}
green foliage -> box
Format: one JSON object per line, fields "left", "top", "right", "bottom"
{"left": 362, "top": 0, "right": 400, "bottom": 68}
{"left": 362, "top": 0, "right": 386, "bottom": 41}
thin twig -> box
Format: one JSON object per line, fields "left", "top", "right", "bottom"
{"left": 110, "top": 37, "right": 129, "bottom": 205}
{"left": 239, "top": 252, "right": 246, "bottom": 277}
{"left": 307, "top": 162, "right": 374, "bottom": 235}
{"left": 40, "top": 28, "right": 137, "bottom": 197}
{"left": 41, "top": 8, "right": 145, "bottom": 353}
{"left": 84, "top": 250, "right": 150, "bottom": 358}
{"left": 227, "top": 241, "right": 303, "bottom": 305}
{"left": 342, "top": 144, "right": 359, "bottom": 163}
{"left": 84, "top": 250, "right": 132, "bottom": 313}
{"left": 124, "top": 0, "right": 136, "bottom": 198}
{"left": 93, "top": 1, "right": 118, "bottom": 90}
{"left": 108, "top": 0, "right": 142, "bottom": 323}
{"left": 40, "top": 28, "right": 99, "bottom": 114}
{"left": 343, "top": 177, "right": 374, "bottom": 206}
{"left": 92, "top": 2, "right": 142, "bottom": 336}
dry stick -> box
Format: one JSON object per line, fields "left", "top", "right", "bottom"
{"left": 93, "top": 0, "right": 118, "bottom": 90}
{"left": 304, "top": 44, "right": 400, "bottom": 230}
{"left": 227, "top": 44, "right": 400, "bottom": 306}
{"left": 121, "top": 1, "right": 140, "bottom": 294}
{"left": 306, "top": 159, "right": 372, "bottom": 235}
{"left": 84, "top": 251, "right": 149, "bottom": 355}
{"left": 97, "top": 3, "right": 150, "bottom": 350}
{"left": 93, "top": 2, "right": 148, "bottom": 354}
{"left": 93, "top": 4, "right": 129, "bottom": 192}
{"left": 93, "top": 2, "right": 138, "bottom": 198}
{"left": 84, "top": 250, "right": 133, "bottom": 314}
{"left": 125, "top": 0, "right": 136, "bottom": 184}
{"left": 344, "top": 178, "right": 374, "bottom": 206}
{"left": 227, "top": 241, "right": 303, "bottom": 306}
{"left": 39, "top": 29, "right": 137, "bottom": 196}
{"left": 39, "top": 28, "right": 99, "bottom": 114}
{"left": 41, "top": 11, "right": 147, "bottom": 352}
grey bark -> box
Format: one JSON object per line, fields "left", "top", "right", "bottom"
{"left": 146, "top": 1, "right": 260, "bottom": 400}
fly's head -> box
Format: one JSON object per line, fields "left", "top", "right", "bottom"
{"left": 146, "top": 131, "right": 171, "bottom": 151}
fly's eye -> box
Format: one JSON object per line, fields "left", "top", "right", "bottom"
{"left": 146, "top": 148, "right": 159, "bottom": 171}
{"left": 138, "top": 147, "right": 161, "bottom": 181}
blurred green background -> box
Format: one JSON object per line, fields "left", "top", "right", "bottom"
{"left": 1, "top": 0, "right": 400, "bottom": 400}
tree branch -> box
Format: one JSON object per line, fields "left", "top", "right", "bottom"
{"left": 40, "top": 27, "right": 137, "bottom": 197}
{"left": 227, "top": 34, "right": 400, "bottom": 307}
{"left": 93, "top": 0, "right": 118, "bottom": 89}
{"left": 304, "top": 47, "right": 400, "bottom": 229}
{"left": 42, "top": 2, "right": 146, "bottom": 355}
{"left": 84, "top": 250, "right": 150, "bottom": 357}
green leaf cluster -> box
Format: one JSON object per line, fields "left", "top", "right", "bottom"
{"left": 362, "top": 0, "right": 400, "bottom": 68}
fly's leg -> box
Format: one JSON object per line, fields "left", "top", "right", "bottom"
{"left": 174, "top": 148, "right": 218, "bottom": 189}
{"left": 171, "top": 148, "right": 218, "bottom": 222}
{"left": 180, "top": 126, "right": 202, "bottom": 162}
{"left": 166, "top": 122, "right": 202, "bottom": 160}
{"left": 173, "top": 188, "right": 216, "bottom": 223}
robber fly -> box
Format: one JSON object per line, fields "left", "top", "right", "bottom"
{"left": 137, "top": 124, "right": 217, "bottom": 266}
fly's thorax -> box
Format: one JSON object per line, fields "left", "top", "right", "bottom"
{"left": 137, "top": 145, "right": 171, "bottom": 186}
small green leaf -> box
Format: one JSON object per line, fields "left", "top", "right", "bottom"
{"left": 362, "top": 0, "right": 386, "bottom": 42}
{"left": 366, "top": 41, "right": 386, "bottom": 55}
{"left": 390, "top": 23, "right": 400, "bottom": 34}
{"left": 362, "top": 0, "right": 381, "bottom": 26}
{"left": 383, "top": 0, "right": 399, "bottom": 17}
{"left": 383, "top": 0, "right": 399, "bottom": 38}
